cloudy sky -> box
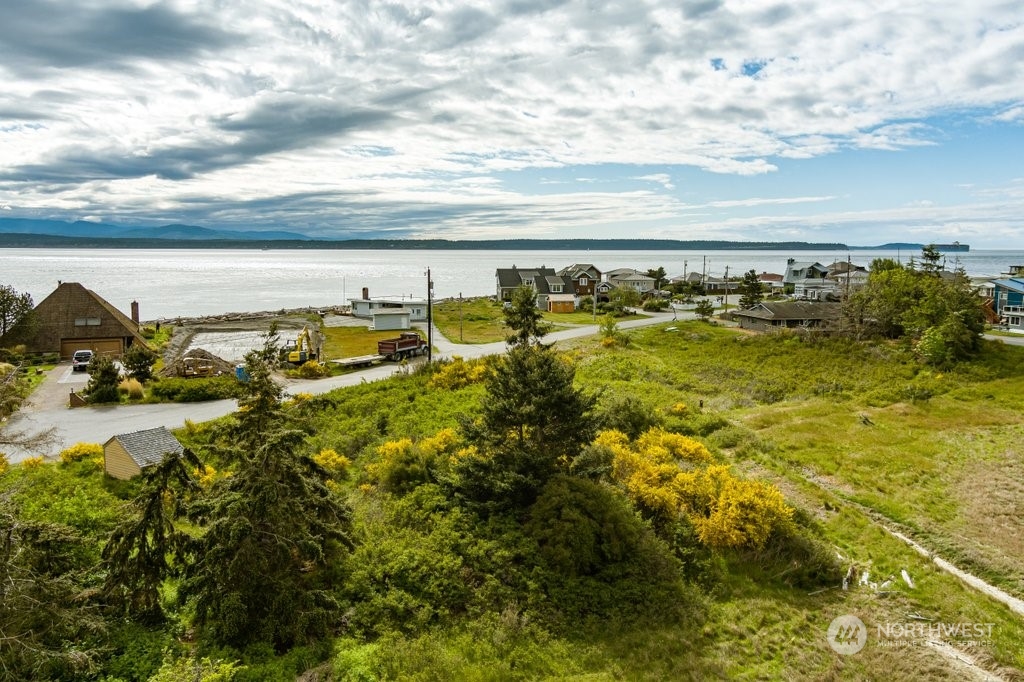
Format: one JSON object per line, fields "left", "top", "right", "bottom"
{"left": 1, "top": 0, "right": 1022, "bottom": 247}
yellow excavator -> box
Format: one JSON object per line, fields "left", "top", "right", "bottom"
{"left": 281, "top": 326, "right": 318, "bottom": 364}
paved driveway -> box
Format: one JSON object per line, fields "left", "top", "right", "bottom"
{"left": 4, "top": 311, "right": 689, "bottom": 462}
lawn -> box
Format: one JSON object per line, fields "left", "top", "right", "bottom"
{"left": 320, "top": 326, "right": 425, "bottom": 359}
{"left": 431, "top": 296, "right": 647, "bottom": 343}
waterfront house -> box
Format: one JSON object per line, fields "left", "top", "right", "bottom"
{"left": 349, "top": 288, "right": 427, "bottom": 322}
{"left": 784, "top": 260, "right": 830, "bottom": 285}
{"left": 992, "top": 278, "right": 1024, "bottom": 329}
{"left": 0, "top": 282, "right": 148, "bottom": 359}
{"left": 732, "top": 301, "right": 842, "bottom": 332}
{"left": 556, "top": 264, "right": 602, "bottom": 297}
{"left": 605, "top": 268, "right": 657, "bottom": 294}
{"left": 495, "top": 266, "right": 576, "bottom": 311}
{"left": 757, "top": 272, "right": 785, "bottom": 292}
{"left": 104, "top": 427, "right": 183, "bottom": 480}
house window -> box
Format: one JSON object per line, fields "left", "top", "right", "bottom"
{"left": 75, "top": 317, "right": 101, "bottom": 326}
{"left": 523, "top": 278, "right": 534, "bottom": 287}
{"left": 579, "top": 277, "right": 588, "bottom": 286}
{"left": 551, "top": 284, "right": 562, "bottom": 293}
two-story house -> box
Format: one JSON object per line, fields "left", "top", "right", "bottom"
{"left": 605, "top": 268, "right": 657, "bottom": 294}
{"left": 992, "top": 277, "right": 1024, "bottom": 329}
{"left": 495, "top": 265, "right": 576, "bottom": 312}
{"left": 556, "top": 264, "right": 602, "bottom": 297}
{"left": 784, "top": 259, "right": 835, "bottom": 300}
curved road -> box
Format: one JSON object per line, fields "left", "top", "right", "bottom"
{"left": 4, "top": 310, "right": 688, "bottom": 462}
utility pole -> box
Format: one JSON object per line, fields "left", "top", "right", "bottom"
{"left": 724, "top": 265, "right": 729, "bottom": 311}
{"left": 426, "top": 268, "right": 433, "bottom": 363}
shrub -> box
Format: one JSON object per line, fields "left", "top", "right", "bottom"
{"left": 59, "top": 442, "right": 103, "bottom": 464}
{"left": 315, "top": 448, "right": 352, "bottom": 479}
{"left": 119, "top": 377, "right": 145, "bottom": 399}
{"left": 21, "top": 455, "right": 45, "bottom": 469}
{"left": 594, "top": 394, "right": 663, "bottom": 439}
{"left": 122, "top": 344, "right": 158, "bottom": 382}
{"left": 0, "top": 452, "right": 8, "bottom": 476}
{"left": 642, "top": 298, "right": 669, "bottom": 312}
{"left": 86, "top": 354, "right": 122, "bottom": 403}
{"left": 149, "top": 376, "right": 242, "bottom": 402}
{"left": 365, "top": 431, "right": 463, "bottom": 494}
{"left": 673, "top": 465, "right": 794, "bottom": 550}
{"left": 428, "top": 356, "right": 489, "bottom": 391}
{"left": 295, "top": 360, "right": 329, "bottom": 379}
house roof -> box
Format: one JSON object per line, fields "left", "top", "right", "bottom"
{"left": 733, "top": 301, "right": 842, "bottom": 321}
{"left": 609, "top": 272, "right": 655, "bottom": 283}
{"left": 2, "top": 281, "right": 148, "bottom": 351}
{"left": 105, "top": 426, "right": 184, "bottom": 469}
{"left": 758, "top": 272, "right": 784, "bottom": 282}
{"left": 992, "top": 278, "right": 1024, "bottom": 294}
{"left": 557, "top": 263, "right": 601, "bottom": 279}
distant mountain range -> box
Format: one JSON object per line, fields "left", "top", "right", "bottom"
{"left": 0, "top": 218, "right": 968, "bottom": 251}
{"left": 0, "top": 218, "right": 309, "bottom": 241}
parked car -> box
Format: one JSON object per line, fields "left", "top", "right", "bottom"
{"left": 72, "top": 349, "right": 94, "bottom": 372}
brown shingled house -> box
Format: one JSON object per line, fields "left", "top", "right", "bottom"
{"left": 1, "top": 282, "right": 149, "bottom": 359}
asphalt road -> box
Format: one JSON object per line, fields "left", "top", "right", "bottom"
{"left": 4, "top": 309, "right": 688, "bottom": 462}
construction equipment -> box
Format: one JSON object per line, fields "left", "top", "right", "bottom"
{"left": 377, "top": 331, "right": 428, "bottom": 361}
{"left": 181, "top": 356, "right": 215, "bottom": 378}
{"left": 281, "top": 326, "right": 319, "bottom": 364}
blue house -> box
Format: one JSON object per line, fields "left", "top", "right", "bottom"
{"left": 992, "top": 278, "right": 1024, "bottom": 329}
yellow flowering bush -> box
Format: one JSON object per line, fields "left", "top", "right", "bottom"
{"left": 314, "top": 448, "right": 352, "bottom": 478}
{"left": 21, "top": 455, "right": 45, "bottom": 470}
{"left": 673, "top": 465, "right": 793, "bottom": 550}
{"left": 0, "top": 453, "right": 9, "bottom": 476}
{"left": 59, "top": 442, "right": 104, "bottom": 464}
{"left": 428, "top": 356, "right": 489, "bottom": 390}
{"left": 600, "top": 427, "right": 792, "bottom": 550}
{"left": 365, "top": 430, "right": 465, "bottom": 493}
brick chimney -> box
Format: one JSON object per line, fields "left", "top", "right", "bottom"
{"left": 362, "top": 287, "right": 369, "bottom": 300}
{"left": 131, "top": 300, "right": 140, "bottom": 324}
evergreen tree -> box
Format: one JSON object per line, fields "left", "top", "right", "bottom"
{"left": 0, "top": 490, "right": 105, "bottom": 678}
{"left": 179, "top": 332, "right": 352, "bottom": 649}
{"left": 737, "top": 269, "right": 764, "bottom": 309}
{"left": 645, "top": 266, "right": 668, "bottom": 290}
{"left": 694, "top": 299, "right": 715, "bottom": 321}
{"left": 122, "top": 343, "right": 158, "bottom": 382}
{"left": 453, "top": 344, "right": 596, "bottom": 514}
{"left": 102, "top": 450, "right": 201, "bottom": 623}
{"left": 86, "top": 355, "right": 121, "bottom": 403}
{"left": 503, "top": 285, "right": 549, "bottom": 346}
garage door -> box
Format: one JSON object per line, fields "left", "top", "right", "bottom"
{"left": 61, "top": 338, "right": 124, "bottom": 359}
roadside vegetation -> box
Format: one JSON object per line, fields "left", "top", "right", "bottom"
{"left": 1, "top": 278, "right": 1022, "bottom": 680}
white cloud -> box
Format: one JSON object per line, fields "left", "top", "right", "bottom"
{"left": 0, "top": 0, "right": 1021, "bottom": 243}
{"left": 633, "top": 173, "right": 675, "bottom": 190}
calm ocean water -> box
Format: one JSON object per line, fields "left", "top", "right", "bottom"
{"left": 2, "top": 247, "right": 1020, "bottom": 320}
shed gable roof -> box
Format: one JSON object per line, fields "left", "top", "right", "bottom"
{"left": 106, "top": 426, "right": 184, "bottom": 469}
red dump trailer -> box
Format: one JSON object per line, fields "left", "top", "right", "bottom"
{"left": 376, "top": 332, "right": 428, "bottom": 361}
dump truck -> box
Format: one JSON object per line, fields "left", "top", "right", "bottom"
{"left": 377, "top": 332, "right": 428, "bottom": 361}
